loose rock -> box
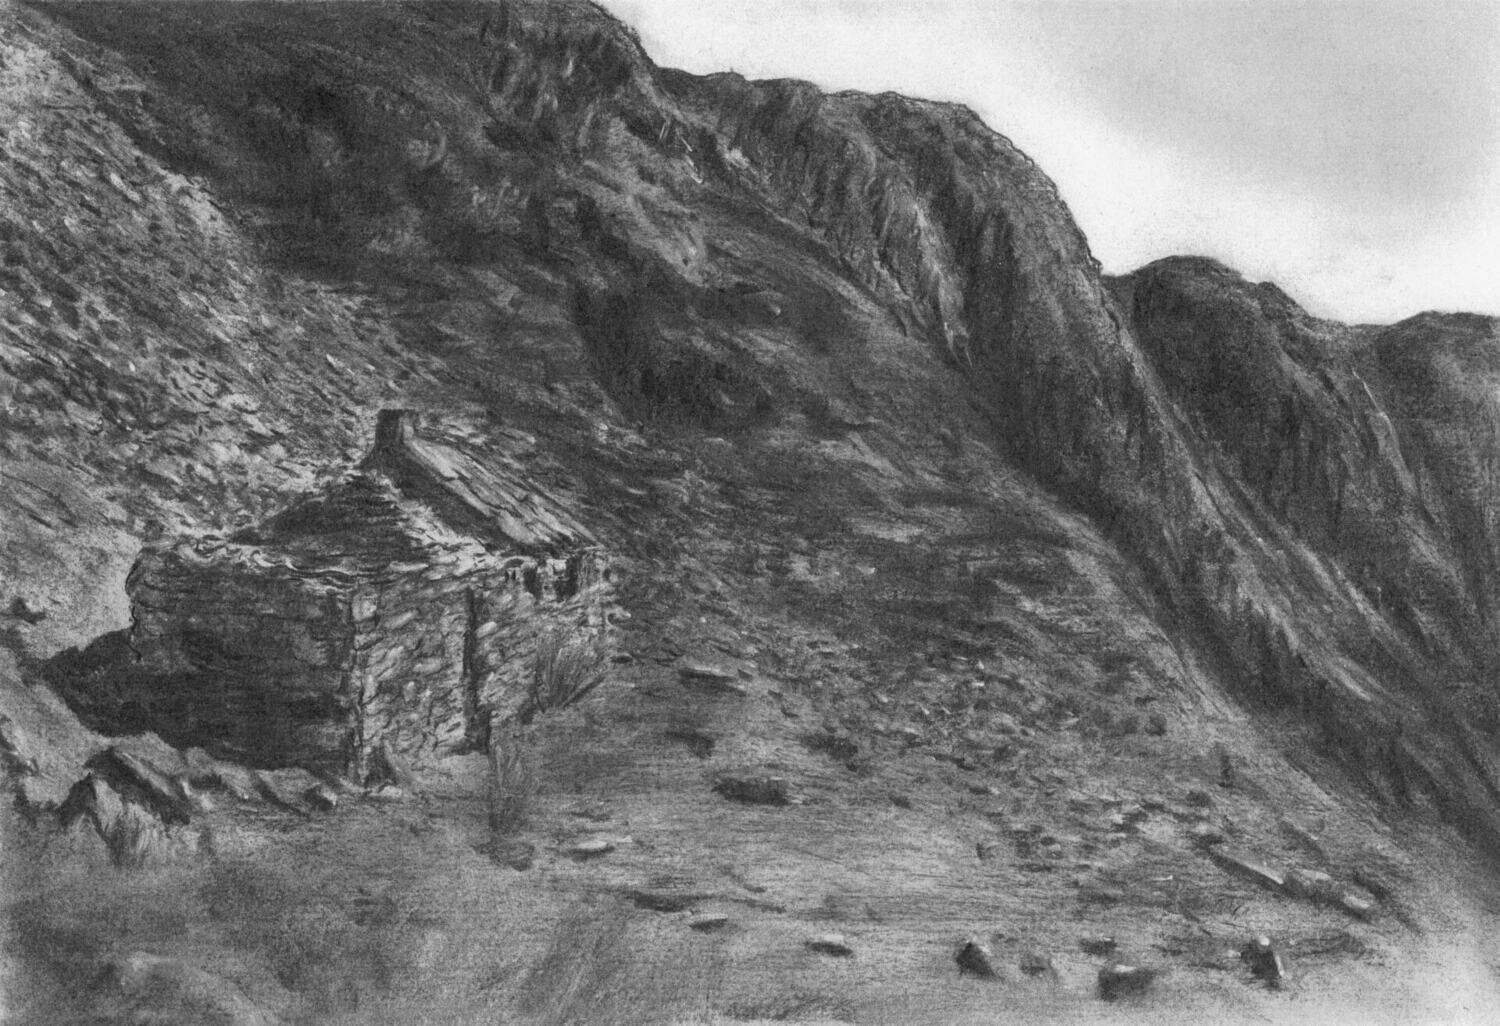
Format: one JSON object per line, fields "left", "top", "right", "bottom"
{"left": 807, "top": 933, "right": 854, "bottom": 957}
{"left": 955, "top": 937, "right": 1000, "bottom": 977}
{"left": 1189, "top": 822, "right": 1226, "bottom": 849}
{"left": 1209, "top": 849, "right": 1286, "bottom": 891}
{"left": 1019, "top": 950, "right": 1057, "bottom": 979}
{"left": 304, "top": 782, "right": 339, "bottom": 811}
{"left": 1240, "top": 935, "right": 1286, "bottom": 987}
{"left": 368, "top": 741, "right": 419, "bottom": 791}
{"left": 569, "top": 837, "right": 616, "bottom": 858}
{"left": 714, "top": 773, "right": 791, "bottom": 805}
{"left": 92, "top": 744, "right": 194, "bottom": 824}
{"left": 679, "top": 659, "right": 738, "bottom": 682}
{"left": 1337, "top": 893, "right": 1375, "bottom": 919}
{"left": 256, "top": 768, "right": 329, "bottom": 814}
{"left": 1097, "top": 963, "right": 1157, "bottom": 1000}
{"left": 1079, "top": 935, "right": 1118, "bottom": 956}
{"left": 184, "top": 748, "right": 260, "bottom": 801}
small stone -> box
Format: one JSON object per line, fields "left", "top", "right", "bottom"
{"left": 1184, "top": 788, "right": 1214, "bottom": 808}
{"left": 807, "top": 933, "right": 854, "bottom": 957}
{"left": 1189, "top": 822, "right": 1226, "bottom": 848}
{"left": 568, "top": 803, "right": 613, "bottom": 822}
{"left": 1279, "top": 819, "right": 1326, "bottom": 858}
{"left": 1097, "top": 963, "right": 1157, "bottom": 1000}
{"left": 1337, "top": 893, "right": 1375, "bottom": 920}
{"left": 1240, "top": 935, "right": 1286, "bottom": 987}
{"left": 956, "top": 937, "right": 999, "bottom": 977}
{"left": 679, "top": 659, "right": 737, "bottom": 682}
{"left": 1079, "top": 935, "right": 1117, "bottom": 956}
{"left": 713, "top": 774, "right": 790, "bottom": 806}
{"left": 1210, "top": 849, "right": 1286, "bottom": 891}
{"left": 688, "top": 913, "right": 730, "bottom": 931}
{"left": 1283, "top": 867, "right": 1340, "bottom": 901}
{"left": 255, "top": 768, "right": 325, "bottom": 814}
{"left": 368, "top": 741, "right": 419, "bottom": 791}
{"left": 7, "top": 596, "right": 46, "bottom": 624}
{"left": 304, "top": 783, "right": 339, "bottom": 811}
{"left": 569, "top": 837, "right": 616, "bottom": 857}
{"left": 1019, "top": 950, "right": 1056, "bottom": 978}
{"left": 494, "top": 839, "right": 536, "bottom": 870}
{"left": 1350, "top": 865, "right": 1397, "bottom": 901}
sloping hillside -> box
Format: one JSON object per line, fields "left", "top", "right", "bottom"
{"left": 4, "top": 3, "right": 1500, "bottom": 1024}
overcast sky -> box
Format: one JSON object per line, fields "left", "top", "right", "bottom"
{"left": 599, "top": 0, "right": 1500, "bottom": 324}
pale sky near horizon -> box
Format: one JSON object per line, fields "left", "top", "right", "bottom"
{"left": 599, "top": 0, "right": 1500, "bottom": 325}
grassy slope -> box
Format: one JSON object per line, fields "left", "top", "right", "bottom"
{"left": 3, "top": 2, "right": 1500, "bottom": 1023}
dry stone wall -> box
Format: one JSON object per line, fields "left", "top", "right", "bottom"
{"left": 128, "top": 539, "right": 612, "bottom": 776}
{"left": 127, "top": 540, "right": 358, "bottom": 768}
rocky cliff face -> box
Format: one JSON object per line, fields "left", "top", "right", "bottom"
{"left": 5, "top": 2, "right": 1500, "bottom": 1023}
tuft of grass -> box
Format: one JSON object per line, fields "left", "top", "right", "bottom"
{"left": 526, "top": 630, "right": 609, "bottom": 718}
{"left": 488, "top": 730, "right": 537, "bottom": 837}
{"left": 489, "top": 631, "right": 610, "bottom": 838}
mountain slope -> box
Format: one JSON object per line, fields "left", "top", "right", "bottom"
{"left": 4, "top": 2, "right": 1500, "bottom": 1023}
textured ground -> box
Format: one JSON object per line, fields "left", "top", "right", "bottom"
{"left": 4, "top": 3, "right": 1500, "bottom": 1024}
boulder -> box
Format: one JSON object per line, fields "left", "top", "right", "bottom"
{"left": 626, "top": 889, "right": 707, "bottom": 912}
{"left": 304, "top": 782, "right": 339, "bottom": 811}
{"left": 1283, "top": 867, "right": 1341, "bottom": 902}
{"left": 1019, "top": 950, "right": 1057, "bottom": 979}
{"left": 1209, "top": 849, "right": 1286, "bottom": 891}
{"left": 59, "top": 774, "right": 174, "bottom": 867}
{"left": 713, "top": 773, "right": 791, "bottom": 805}
{"left": 1097, "top": 963, "right": 1158, "bottom": 1000}
{"left": 255, "top": 767, "right": 330, "bottom": 814}
{"left": 92, "top": 741, "right": 194, "bottom": 824}
{"left": 688, "top": 912, "right": 731, "bottom": 931}
{"left": 1240, "top": 935, "right": 1286, "bottom": 987}
{"left": 1189, "top": 821, "right": 1227, "bottom": 848}
{"left": 807, "top": 933, "right": 854, "bottom": 957}
{"left": 955, "top": 937, "right": 1000, "bottom": 977}
{"left": 490, "top": 838, "right": 536, "bottom": 870}
{"left": 184, "top": 747, "right": 261, "bottom": 801}
{"left": 367, "top": 740, "right": 420, "bottom": 791}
